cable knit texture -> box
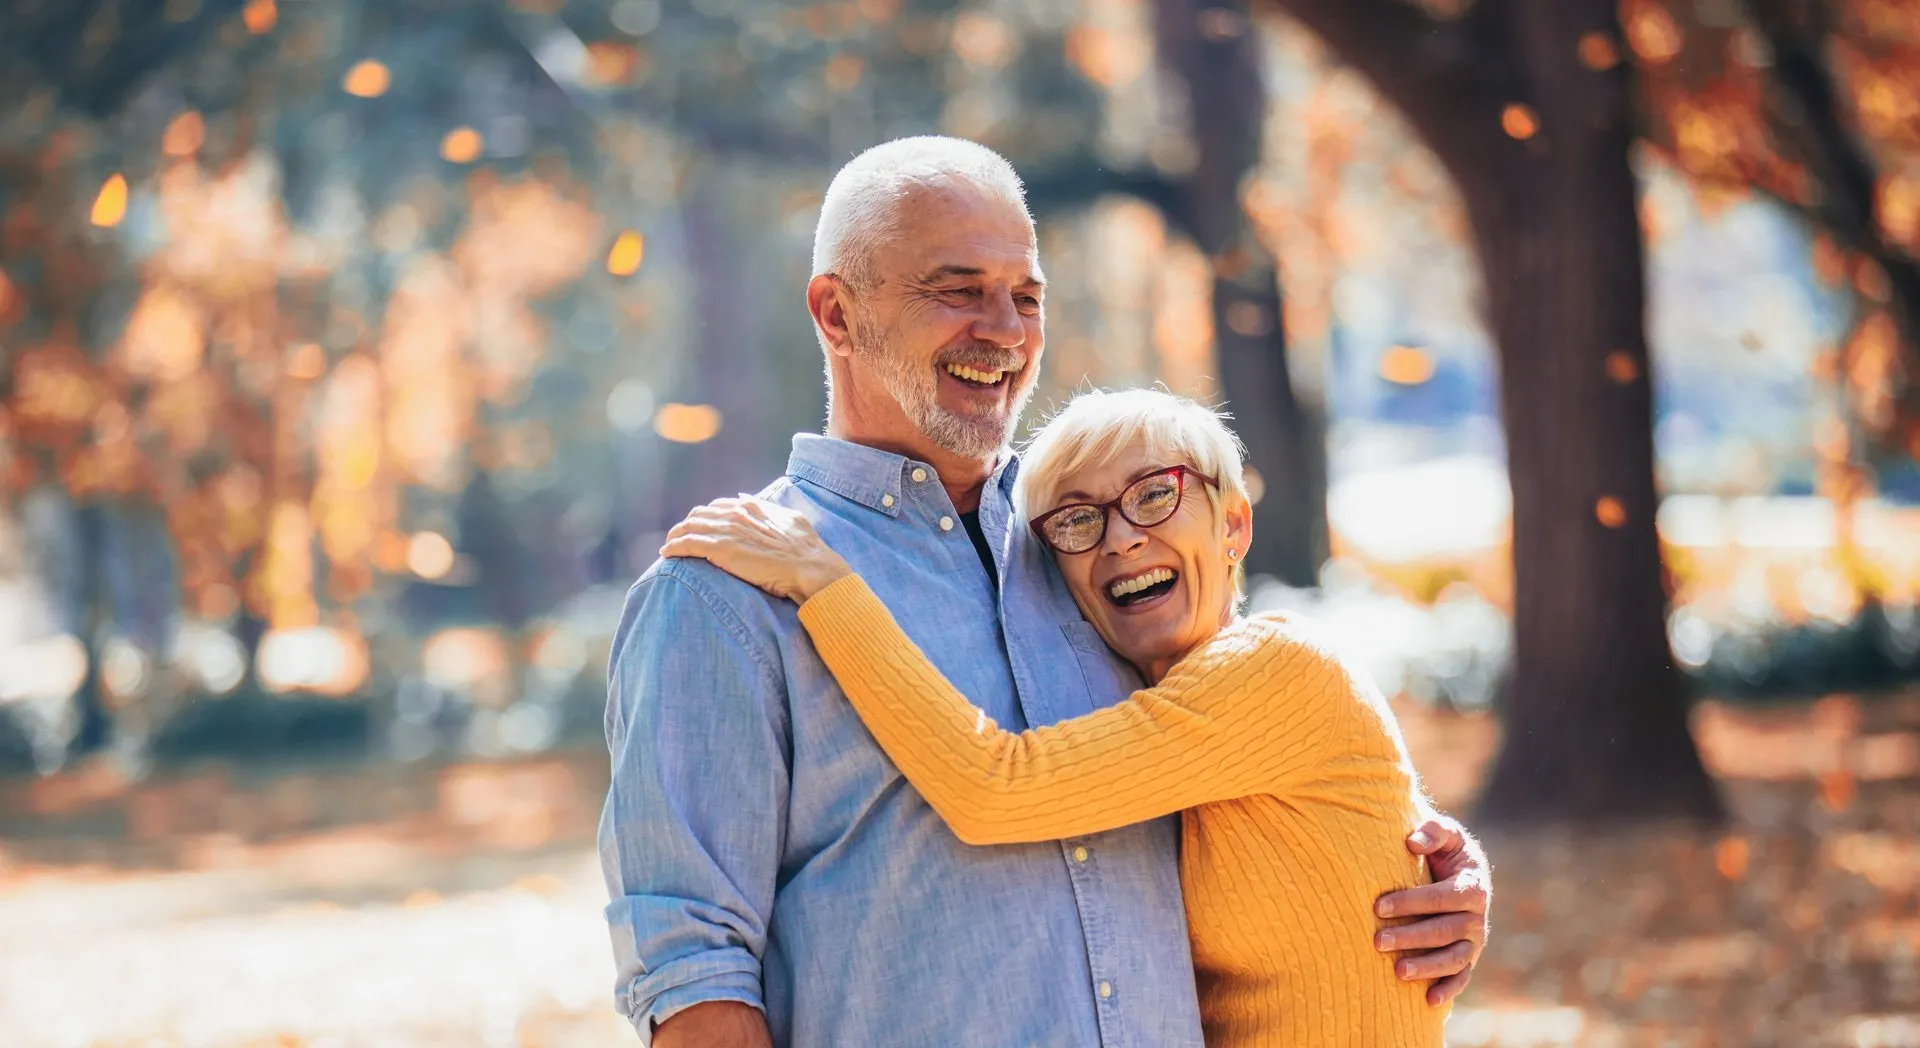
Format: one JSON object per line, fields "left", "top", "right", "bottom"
{"left": 797, "top": 574, "right": 1447, "bottom": 1047}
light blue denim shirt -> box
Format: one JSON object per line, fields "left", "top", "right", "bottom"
{"left": 600, "top": 434, "right": 1205, "bottom": 1047}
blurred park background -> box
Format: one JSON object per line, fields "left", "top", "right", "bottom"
{"left": 1, "top": 0, "right": 1918, "bottom": 1044}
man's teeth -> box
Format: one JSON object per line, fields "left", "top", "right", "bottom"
{"left": 1108, "top": 567, "right": 1175, "bottom": 600}
{"left": 944, "top": 363, "right": 1006, "bottom": 385}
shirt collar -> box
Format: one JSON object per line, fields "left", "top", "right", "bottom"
{"left": 786, "top": 433, "right": 1019, "bottom": 518}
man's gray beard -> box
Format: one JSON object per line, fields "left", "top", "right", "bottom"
{"left": 851, "top": 327, "right": 1030, "bottom": 462}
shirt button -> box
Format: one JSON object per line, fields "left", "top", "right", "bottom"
{"left": 881, "top": 494, "right": 895, "bottom": 508}
{"left": 911, "top": 467, "right": 928, "bottom": 484}
{"left": 939, "top": 516, "right": 954, "bottom": 532}
{"left": 1097, "top": 981, "right": 1113, "bottom": 999}
{"left": 1072, "top": 846, "right": 1089, "bottom": 863}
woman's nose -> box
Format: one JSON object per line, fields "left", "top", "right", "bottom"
{"left": 1102, "top": 510, "right": 1150, "bottom": 554}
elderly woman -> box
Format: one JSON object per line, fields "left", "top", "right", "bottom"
{"left": 662, "top": 388, "right": 1447, "bottom": 1047}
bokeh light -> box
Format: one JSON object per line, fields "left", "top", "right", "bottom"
{"left": 243, "top": 0, "right": 276, "bottom": 34}
{"left": 440, "top": 127, "right": 484, "bottom": 164}
{"left": 652, "top": 403, "right": 722, "bottom": 444}
{"left": 342, "top": 60, "right": 391, "bottom": 98}
{"left": 1377, "top": 345, "right": 1435, "bottom": 386}
{"left": 406, "top": 532, "right": 457, "bottom": 581}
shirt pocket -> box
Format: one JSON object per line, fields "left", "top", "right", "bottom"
{"left": 1059, "top": 621, "right": 1141, "bottom": 714}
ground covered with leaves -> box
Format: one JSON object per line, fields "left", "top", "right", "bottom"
{"left": 0, "top": 692, "right": 1915, "bottom": 1047}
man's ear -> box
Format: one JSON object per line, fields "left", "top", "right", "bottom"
{"left": 808, "top": 274, "right": 856, "bottom": 360}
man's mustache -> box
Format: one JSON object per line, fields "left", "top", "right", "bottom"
{"left": 934, "top": 347, "right": 1027, "bottom": 373}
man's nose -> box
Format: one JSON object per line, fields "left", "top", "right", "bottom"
{"left": 972, "top": 287, "right": 1026, "bottom": 348}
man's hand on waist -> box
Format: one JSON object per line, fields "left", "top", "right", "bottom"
{"left": 1372, "top": 815, "right": 1491, "bottom": 1006}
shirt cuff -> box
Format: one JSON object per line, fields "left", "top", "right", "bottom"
{"left": 622, "top": 953, "right": 765, "bottom": 1046}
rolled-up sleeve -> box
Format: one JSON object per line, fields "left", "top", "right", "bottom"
{"left": 598, "top": 568, "right": 789, "bottom": 1042}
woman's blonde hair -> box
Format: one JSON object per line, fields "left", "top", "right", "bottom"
{"left": 1016, "top": 388, "right": 1251, "bottom": 593}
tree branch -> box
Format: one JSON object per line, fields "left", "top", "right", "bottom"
{"left": 0, "top": 0, "right": 249, "bottom": 117}
{"left": 1743, "top": 0, "right": 1920, "bottom": 428}
{"left": 1262, "top": 0, "right": 1503, "bottom": 176}
{"left": 1020, "top": 161, "right": 1191, "bottom": 233}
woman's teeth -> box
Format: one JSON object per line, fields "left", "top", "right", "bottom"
{"left": 945, "top": 363, "right": 1006, "bottom": 385}
{"left": 1108, "top": 567, "right": 1176, "bottom": 601}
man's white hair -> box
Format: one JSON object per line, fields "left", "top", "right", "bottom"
{"left": 811, "top": 136, "right": 1031, "bottom": 292}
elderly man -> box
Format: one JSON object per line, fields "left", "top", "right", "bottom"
{"left": 600, "top": 136, "right": 1491, "bottom": 1047}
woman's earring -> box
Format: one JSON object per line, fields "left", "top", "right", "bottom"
{"left": 1227, "top": 548, "right": 1239, "bottom": 562}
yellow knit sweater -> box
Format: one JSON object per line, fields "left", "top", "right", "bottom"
{"left": 797, "top": 575, "right": 1447, "bottom": 1048}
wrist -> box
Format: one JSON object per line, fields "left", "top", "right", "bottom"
{"left": 797, "top": 559, "right": 853, "bottom": 601}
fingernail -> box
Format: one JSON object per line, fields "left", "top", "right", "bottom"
{"left": 1397, "top": 961, "right": 1415, "bottom": 979}
{"left": 1410, "top": 830, "right": 1434, "bottom": 849}
{"left": 1376, "top": 899, "right": 1394, "bottom": 918}
{"left": 1376, "top": 931, "right": 1394, "bottom": 950}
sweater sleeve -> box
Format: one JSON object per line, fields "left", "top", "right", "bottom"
{"left": 796, "top": 574, "right": 1351, "bottom": 845}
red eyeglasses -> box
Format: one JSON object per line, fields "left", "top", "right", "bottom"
{"left": 1028, "top": 465, "right": 1219, "bottom": 555}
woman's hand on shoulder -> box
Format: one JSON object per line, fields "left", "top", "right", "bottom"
{"left": 660, "top": 496, "right": 853, "bottom": 603}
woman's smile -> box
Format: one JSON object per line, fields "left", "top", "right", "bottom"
{"left": 1100, "top": 565, "right": 1181, "bottom": 612}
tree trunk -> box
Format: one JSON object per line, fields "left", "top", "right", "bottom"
{"left": 671, "top": 170, "right": 775, "bottom": 518}
{"left": 1210, "top": 262, "right": 1328, "bottom": 586}
{"left": 1464, "top": 4, "right": 1721, "bottom": 823}
{"left": 1157, "top": 0, "right": 1329, "bottom": 587}
{"left": 1270, "top": 0, "right": 1723, "bottom": 822}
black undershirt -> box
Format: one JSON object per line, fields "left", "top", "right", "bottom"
{"left": 959, "top": 510, "right": 998, "bottom": 592}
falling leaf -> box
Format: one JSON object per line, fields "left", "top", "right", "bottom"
{"left": 1714, "top": 836, "right": 1750, "bottom": 879}
{"left": 1578, "top": 32, "right": 1620, "bottom": 71}
{"left": 1605, "top": 351, "right": 1640, "bottom": 384}
{"left": 1501, "top": 104, "right": 1539, "bottom": 140}
{"left": 163, "top": 111, "right": 205, "bottom": 157}
{"left": 606, "top": 230, "right": 644, "bottom": 275}
{"left": 1626, "top": 2, "right": 1684, "bottom": 63}
{"left": 1595, "top": 496, "right": 1627, "bottom": 528}
{"left": 91, "top": 174, "right": 129, "bottom": 227}
{"left": 1819, "top": 770, "right": 1856, "bottom": 812}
